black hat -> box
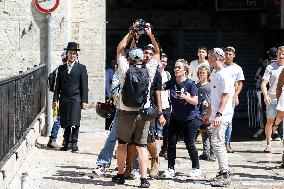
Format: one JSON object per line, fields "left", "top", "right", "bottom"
{"left": 267, "top": 47, "right": 277, "bottom": 56}
{"left": 64, "top": 42, "right": 80, "bottom": 51}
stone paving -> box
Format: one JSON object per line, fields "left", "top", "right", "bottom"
{"left": 7, "top": 109, "right": 284, "bottom": 189}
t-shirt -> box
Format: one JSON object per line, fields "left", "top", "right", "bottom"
{"left": 263, "top": 60, "right": 284, "bottom": 104}
{"left": 189, "top": 60, "right": 209, "bottom": 83}
{"left": 117, "top": 56, "right": 158, "bottom": 111}
{"left": 150, "top": 71, "right": 162, "bottom": 105}
{"left": 196, "top": 82, "right": 211, "bottom": 115}
{"left": 209, "top": 69, "right": 234, "bottom": 123}
{"left": 223, "top": 63, "right": 245, "bottom": 95}
{"left": 160, "top": 71, "right": 171, "bottom": 109}
{"left": 163, "top": 78, "right": 200, "bottom": 121}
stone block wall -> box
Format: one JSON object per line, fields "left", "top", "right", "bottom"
{"left": 0, "top": 0, "right": 106, "bottom": 129}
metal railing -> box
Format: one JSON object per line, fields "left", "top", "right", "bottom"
{"left": 0, "top": 65, "right": 46, "bottom": 169}
{"left": 247, "top": 89, "right": 264, "bottom": 129}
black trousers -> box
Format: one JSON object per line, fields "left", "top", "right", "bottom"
{"left": 168, "top": 117, "right": 200, "bottom": 169}
{"left": 63, "top": 126, "right": 79, "bottom": 145}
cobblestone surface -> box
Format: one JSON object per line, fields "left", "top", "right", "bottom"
{"left": 7, "top": 109, "right": 284, "bottom": 189}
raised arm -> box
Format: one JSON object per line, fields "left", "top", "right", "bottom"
{"left": 145, "top": 23, "right": 160, "bottom": 61}
{"left": 116, "top": 31, "right": 133, "bottom": 60}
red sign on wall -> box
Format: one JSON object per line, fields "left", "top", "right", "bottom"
{"left": 34, "top": 0, "right": 60, "bottom": 14}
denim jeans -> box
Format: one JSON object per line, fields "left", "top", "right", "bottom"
{"left": 201, "top": 127, "right": 214, "bottom": 157}
{"left": 225, "top": 122, "right": 232, "bottom": 144}
{"left": 212, "top": 121, "right": 229, "bottom": 172}
{"left": 168, "top": 117, "right": 200, "bottom": 169}
{"left": 50, "top": 116, "right": 61, "bottom": 142}
{"left": 96, "top": 109, "right": 120, "bottom": 168}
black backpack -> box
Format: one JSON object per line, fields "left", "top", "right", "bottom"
{"left": 122, "top": 64, "right": 149, "bottom": 107}
{"left": 48, "top": 68, "right": 58, "bottom": 92}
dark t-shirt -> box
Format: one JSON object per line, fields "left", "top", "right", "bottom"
{"left": 164, "top": 78, "right": 200, "bottom": 121}
{"left": 196, "top": 82, "right": 211, "bottom": 115}
{"left": 150, "top": 71, "right": 162, "bottom": 105}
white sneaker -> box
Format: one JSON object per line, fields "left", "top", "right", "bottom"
{"left": 161, "top": 168, "right": 175, "bottom": 179}
{"left": 188, "top": 168, "right": 201, "bottom": 177}
{"left": 92, "top": 166, "right": 105, "bottom": 176}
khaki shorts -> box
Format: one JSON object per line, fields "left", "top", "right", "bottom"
{"left": 116, "top": 110, "right": 150, "bottom": 145}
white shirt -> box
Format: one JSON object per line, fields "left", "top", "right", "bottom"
{"left": 263, "top": 61, "right": 284, "bottom": 104}
{"left": 189, "top": 60, "right": 209, "bottom": 83}
{"left": 209, "top": 69, "right": 234, "bottom": 123}
{"left": 67, "top": 62, "right": 75, "bottom": 74}
{"left": 223, "top": 63, "right": 245, "bottom": 95}
{"left": 160, "top": 71, "right": 171, "bottom": 109}
{"left": 118, "top": 56, "right": 158, "bottom": 111}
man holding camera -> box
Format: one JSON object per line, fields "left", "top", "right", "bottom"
{"left": 112, "top": 21, "right": 160, "bottom": 188}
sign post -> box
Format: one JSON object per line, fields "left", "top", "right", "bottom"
{"left": 34, "top": 0, "right": 60, "bottom": 137}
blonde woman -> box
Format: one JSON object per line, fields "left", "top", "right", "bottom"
{"left": 161, "top": 59, "right": 202, "bottom": 178}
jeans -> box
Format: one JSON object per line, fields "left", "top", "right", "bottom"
{"left": 50, "top": 116, "right": 61, "bottom": 142}
{"left": 96, "top": 109, "right": 120, "bottom": 168}
{"left": 212, "top": 121, "right": 229, "bottom": 172}
{"left": 201, "top": 127, "right": 214, "bottom": 157}
{"left": 168, "top": 117, "right": 200, "bottom": 169}
{"left": 224, "top": 122, "right": 232, "bottom": 144}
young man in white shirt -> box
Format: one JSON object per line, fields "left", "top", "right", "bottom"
{"left": 189, "top": 46, "right": 209, "bottom": 83}
{"left": 223, "top": 47, "right": 245, "bottom": 153}
{"left": 262, "top": 46, "right": 284, "bottom": 152}
{"left": 203, "top": 48, "right": 234, "bottom": 187}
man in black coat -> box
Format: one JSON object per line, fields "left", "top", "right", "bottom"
{"left": 53, "top": 42, "right": 88, "bottom": 152}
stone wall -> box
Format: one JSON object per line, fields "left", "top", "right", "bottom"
{"left": 0, "top": 0, "right": 106, "bottom": 129}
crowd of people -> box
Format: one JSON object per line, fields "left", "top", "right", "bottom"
{"left": 46, "top": 20, "right": 284, "bottom": 188}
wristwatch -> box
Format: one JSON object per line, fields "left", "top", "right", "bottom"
{"left": 158, "top": 112, "right": 163, "bottom": 116}
{"left": 215, "top": 112, "right": 222, "bottom": 117}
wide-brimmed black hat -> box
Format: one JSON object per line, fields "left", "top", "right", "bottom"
{"left": 64, "top": 42, "right": 80, "bottom": 51}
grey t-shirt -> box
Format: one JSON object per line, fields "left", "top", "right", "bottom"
{"left": 197, "top": 82, "right": 211, "bottom": 115}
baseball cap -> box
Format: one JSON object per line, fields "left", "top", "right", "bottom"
{"left": 61, "top": 50, "right": 67, "bottom": 60}
{"left": 128, "top": 48, "right": 144, "bottom": 61}
{"left": 267, "top": 47, "right": 277, "bottom": 56}
{"left": 224, "top": 46, "right": 235, "bottom": 53}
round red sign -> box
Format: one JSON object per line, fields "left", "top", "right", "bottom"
{"left": 34, "top": 0, "right": 60, "bottom": 14}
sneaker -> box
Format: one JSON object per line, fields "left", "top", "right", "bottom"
{"left": 210, "top": 172, "right": 231, "bottom": 187}
{"left": 139, "top": 178, "right": 150, "bottom": 188}
{"left": 47, "top": 140, "right": 61, "bottom": 149}
{"left": 92, "top": 166, "right": 105, "bottom": 176}
{"left": 210, "top": 171, "right": 223, "bottom": 182}
{"left": 264, "top": 145, "right": 271, "bottom": 153}
{"left": 188, "top": 168, "right": 201, "bottom": 177}
{"left": 112, "top": 174, "right": 125, "bottom": 184}
{"left": 273, "top": 137, "right": 282, "bottom": 141}
{"left": 161, "top": 168, "right": 175, "bottom": 179}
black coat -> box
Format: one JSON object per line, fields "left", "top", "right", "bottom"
{"left": 53, "top": 62, "right": 88, "bottom": 128}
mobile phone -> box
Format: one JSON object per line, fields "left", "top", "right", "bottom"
{"left": 176, "top": 91, "right": 181, "bottom": 95}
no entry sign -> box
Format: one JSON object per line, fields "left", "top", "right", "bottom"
{"left": 34, "top": 0, "right": 60, "bottom": 14}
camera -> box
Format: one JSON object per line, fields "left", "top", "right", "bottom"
{"left": 131, "top": 19, "right": 148, "bottom": 35}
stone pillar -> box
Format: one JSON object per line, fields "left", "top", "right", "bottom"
{"left": 69, "top": 0, "right": 106, "bottom": 129}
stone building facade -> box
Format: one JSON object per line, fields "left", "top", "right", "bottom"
{"left": 0, "top": 0, "right": 105, "bottom": 128}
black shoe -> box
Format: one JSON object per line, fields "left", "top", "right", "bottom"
{"left": 139, "top": 178, "right": 150, "bottom": 188}
{"left": 71, "top": 143, "right": 79, "bottom": 152}
{"left": 112, "top": 174, "right": 125, "bottom": 184}
{"left": 159, "top": 150, "right": 168, "bottom": 160}
{"left": 60, "top": 145, "right": 69, "bottom": 151}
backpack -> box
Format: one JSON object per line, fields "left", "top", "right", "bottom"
{"left": 48, "top": 68, "right": 58, "bottom": 92}
{"left": 122, "top": 64, "right": 149, "bottom": 107}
